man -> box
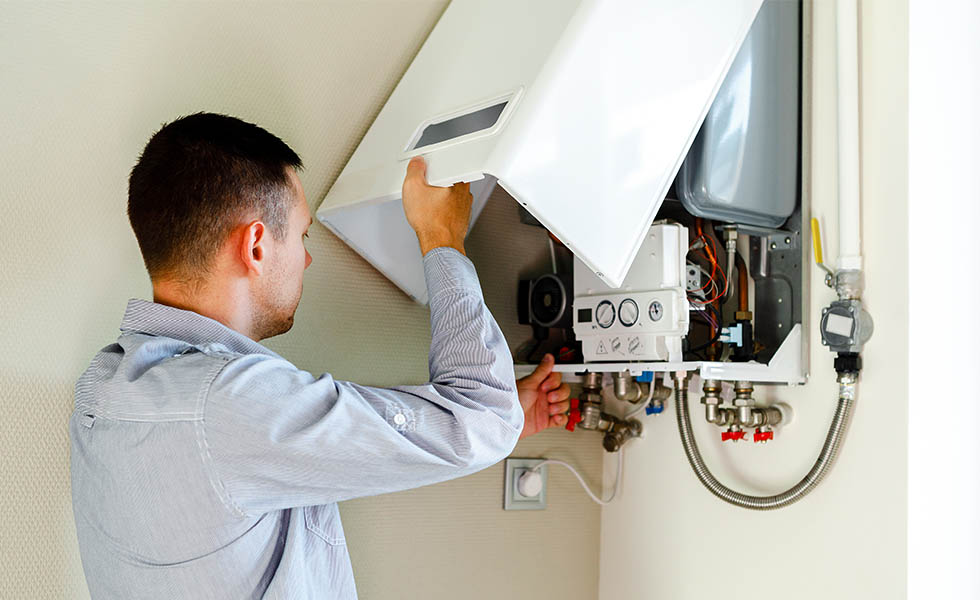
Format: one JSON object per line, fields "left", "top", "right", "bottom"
{"left": 70, "top": 113, "right": 571, "bottom": 599}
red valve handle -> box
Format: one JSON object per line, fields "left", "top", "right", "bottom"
{"left": 566, "top": 398, "right": 582, "bottom": 432}
{"left": 721, "top": 430, "right": 747, "bottom": 442}
{"left": 753, "top": 428, "right": 774, "bottom": 443}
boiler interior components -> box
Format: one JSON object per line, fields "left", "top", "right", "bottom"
{"left": 516, "top": 235, "right": 580, "bottom": 363}
{"left": 546, "top": 0, "right": 805, "bottom": 384}
{"left": 316, "top": 0, "right": 768, "bottom": 302}
{"left": 519, "top": 273, "right": 572, "bottom": 331}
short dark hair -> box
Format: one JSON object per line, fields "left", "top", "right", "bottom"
{"left": 128, "top": 112, "right": 303, "bottom": 280}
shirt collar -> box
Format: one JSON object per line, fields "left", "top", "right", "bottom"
{"left": 119, "top": 298, "right": 283, "bottom": 359}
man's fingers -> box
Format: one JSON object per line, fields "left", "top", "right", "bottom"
{"left": 538, "top": 371, "right": 562, "bottom": 392}
{"left": 523, "top": 353, "right": 555, "bottom": 387}
{"left": 405, "top": 156, "right": 428, "bottom": 186}
{"left": 547, "top": 383, "right": 571, "bottom": 403}
{"left": 552, "top": 414, "right": 567, "bottom": 428}
{"left": 453, "top": 182, "right": 474, "bottom": 209}
{"left": 548, "top": 400, "right": 570, "bottom": 416}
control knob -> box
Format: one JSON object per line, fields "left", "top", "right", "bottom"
{"left": 596, "top": 300, "right": 615, "bottom": 328}
{"left": 618, "top": 299, "right": 638, "bottom": 327}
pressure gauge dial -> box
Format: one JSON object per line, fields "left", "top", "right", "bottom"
{"left": 596, "top": 300, "right": 615, "bottom": 328}
{"left": 649, "top": 300, "right": 664, "bottom": 322}
{"left": 618, "top": 299, "right": 638, "bottom": 327}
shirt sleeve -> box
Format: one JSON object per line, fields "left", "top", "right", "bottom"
{"left": 200, "top": 247, "right": 523, "bottom": 516}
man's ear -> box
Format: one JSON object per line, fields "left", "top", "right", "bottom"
{"left": 238, "top": 220, "right": 267, "bottom": 276}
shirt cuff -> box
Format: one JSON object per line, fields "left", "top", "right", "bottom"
{"left": 422, "top": 247, "right": 483, "bottom": 302}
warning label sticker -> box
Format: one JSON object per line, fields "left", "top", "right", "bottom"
{"left": 596, "top": 341, "right": 608, "bottom": 355}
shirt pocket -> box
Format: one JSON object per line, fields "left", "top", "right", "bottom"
{"left": 303, "top": 504, "right": 346, "bottom": 546}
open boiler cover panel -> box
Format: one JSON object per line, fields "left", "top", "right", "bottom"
{"left": 317, "top": 0, "right": 805, "bottom": 385}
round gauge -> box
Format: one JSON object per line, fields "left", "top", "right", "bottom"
{"left": 649, "top": 300, "right": 664, "bottom": 322}
{"left": 618, "top": 299, "right": 639, "bottom": 327}
{"left": 596, "top": 300, "right": 615, "bottom": 328}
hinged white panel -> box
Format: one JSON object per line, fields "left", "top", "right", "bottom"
{"left": 317, "top": 0, "right": 764, "bottom": 303}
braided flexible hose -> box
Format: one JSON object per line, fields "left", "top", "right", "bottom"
{"left": 675, "top": 378, "right": 855, "bottom": 510}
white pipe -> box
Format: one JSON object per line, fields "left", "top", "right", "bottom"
{"left": 836, "top": 0, "right": 863, "bottom": 272}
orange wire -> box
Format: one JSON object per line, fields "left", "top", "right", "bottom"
{"left": 689, "top": 219, "right": 728, "bottom": 357}
{"left": 706, "top": 234, "right": 727, "bottom": 298}
{"left": 697, "top": 239, "right": 717, "bottom": 292}
{"left": 689, "top": 232, "right": 727, "bottom": 304}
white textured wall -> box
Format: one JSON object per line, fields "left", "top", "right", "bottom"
{"left": 0, "top": 3, "right": 601, "bottom": 598}
{"left": 598, "top": 2, "right": 908, "bottom": 599}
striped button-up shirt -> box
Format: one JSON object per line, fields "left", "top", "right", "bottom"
{"left": 69, "top": 248, "right": 522, "bottom": 599}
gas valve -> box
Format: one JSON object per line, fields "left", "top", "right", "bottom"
{"left": 721, "top": 429, "right": 746, "bottom": 442}
{"left": 565, "top": 398, "right": 582, "bottom": 432}
{"left": 753, "top": 427, "right": 774, "bottom": 443}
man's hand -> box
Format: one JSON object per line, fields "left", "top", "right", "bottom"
{"left": 402, "top": 156, "right": 473, "bottom": 256}
{"left": 516, "top": 354, "right": 571, "bottom": 439}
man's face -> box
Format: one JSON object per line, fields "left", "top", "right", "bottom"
{"left": 253, "top": 168, "right": 313, "bottom": 340}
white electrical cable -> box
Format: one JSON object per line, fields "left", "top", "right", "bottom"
{"left": 533, "top": 451, "right": 624, "bottom": 506}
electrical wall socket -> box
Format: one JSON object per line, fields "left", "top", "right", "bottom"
{"left": 503, "top": 458, "right": 548, "bottom": 510}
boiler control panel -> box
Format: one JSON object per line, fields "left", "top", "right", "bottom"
{"left": 573, "top": 223, "right": 690, "bottom": 362}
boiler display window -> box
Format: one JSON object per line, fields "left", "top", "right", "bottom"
{"left": 410, "top": 102, "right": 508, "bottom": 150}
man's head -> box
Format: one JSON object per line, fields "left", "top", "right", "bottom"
{"left": 129, "top": 113, "right": 312, "bottom": 340}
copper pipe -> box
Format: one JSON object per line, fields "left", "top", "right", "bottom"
{"left": 735, "top": 252, "right": 749, "bottom": 313}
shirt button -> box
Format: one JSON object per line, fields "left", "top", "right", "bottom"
{"left": 393, "top": 413, "right": 407, "bottom": 426}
